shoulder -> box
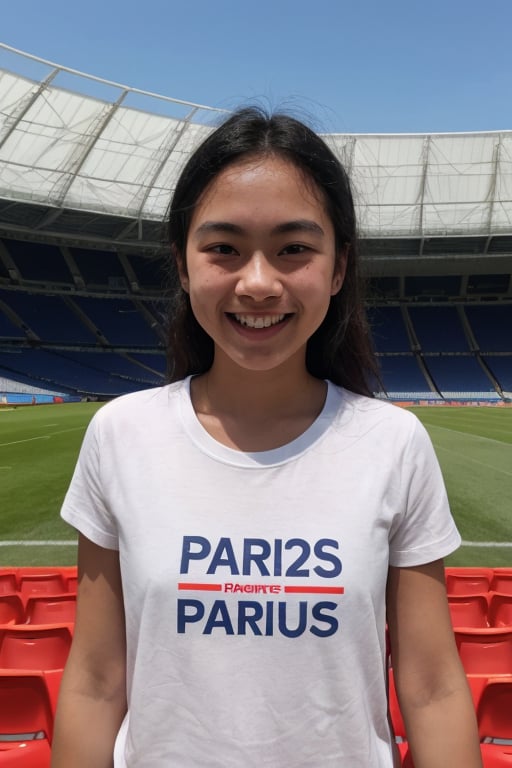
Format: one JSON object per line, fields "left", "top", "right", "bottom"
{"left": 327, "top": 384, "right": 433, "bottom": 457}
{"left": 331, "top": 385, "right": 422, "bottom": 431}
{"left": 84, "top": 381, "right": 188, "bottom": 444}
{"left": 94, "top": 381, "right": 185, "bottom": 421}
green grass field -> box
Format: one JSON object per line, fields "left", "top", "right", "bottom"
{"left": 0, "top": 402, "right": 511, "bottom": 567}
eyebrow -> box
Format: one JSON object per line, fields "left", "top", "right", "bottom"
{"left": 193, "top": 219, "right": 325, "bottom": 237}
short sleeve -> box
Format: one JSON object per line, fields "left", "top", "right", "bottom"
{"left": 61, "top": 411, "right": 119, "bottom": 550}
{"left": 388, "top": 416, "right": 461, "bottom": 567}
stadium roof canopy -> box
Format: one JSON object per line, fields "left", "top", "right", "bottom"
{"left": 0, "top": 43, "right": 511, "bottom": 276}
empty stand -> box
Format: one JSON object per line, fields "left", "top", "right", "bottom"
{"left": 426, "top": 355, "right": 495, "bottom": 395}
{"left": 0, "top": 565, "right": 510, "bottom": 768}
{"left": 466, "top": 305, "right": 512, "bottom": 353}
{"left": 71, "top": 296, "right": 159, "bottom": 346}
{"left": 0, "top": 291, "right": 95, "bottom": 344}
{"left": 1, "top": 240, "right": 71, "bottom": 284}
{"left": 377, "top": 355, "right": 429, "bottom": 393}
{"left": 483, "top": 357, "right": 512, "bottom": 393}
{"left": 70, "top": 247, "right": 125, "bottom": 288}
{"left": 408, "top": 306, "right": 470, "bottom": 352}
{"left": 368, "top": 306, "right": 411, "bottom": 353}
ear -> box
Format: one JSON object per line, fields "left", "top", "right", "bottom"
{"left": 173, "top": 247, "right": 189, "bottom": 293}
{"left": 330, "top": 243, "right": 349, "bottom": 296}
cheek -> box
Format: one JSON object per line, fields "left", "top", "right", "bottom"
{"left": 187, "top": 276, "right": 221, "bottom": 320}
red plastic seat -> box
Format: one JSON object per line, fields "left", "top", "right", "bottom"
{"left": 400, "top": 744, "right": 512, "bottom": 767}
{"left": 467, "top": 674, "right": 490, "bottom": 711}
{"left": 0, "top": 670, "right": 53, "bottom": 766}
{"left": 448, "top": 594, "right": 489, "bottom": 628}
{"left": 455, "top": 628, "right": 512, "bottom": 676}
{"left": 0, "top": 574, "right": 17, "bottom": 596}
{"left": 445, "top": 568, "right": 494, "bottom": 597}
{"left": 65, "top": 574, "right": 78, "bottom": 593}
{"left": 489, "top": 594, "right": 512, "bottom": 629}
{"left": 478, "top": 677, "right": 512, "bottom": 744}
{"left": 491, "top": 572, "right": 512, "bottom": 597}
{"left": 480, "top": 743, "right": 512, "bottom": 767}
{"left": 0, "top": 738, "right": 51, "bottom": 767}
{"left": 18, "top": 574, "right": 66, "bottom": 603}
{"left": 42, "top": 669, "right": 64, "bottom": 719}
{"left": 25, "top": 594, "right": 76, "bottom": 626}
{"left": 0, "top": 625, "right": 72, "bottom": 671}
{"left": 388, "top": 667, "right": 406, "bottom": 743}
{"left": 0, "top": 596, "right": 24, "bottom": 626}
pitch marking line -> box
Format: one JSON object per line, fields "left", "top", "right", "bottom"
{"left": 0, "top": 540, "right": 510, "bottom": 549}
{"left": 0, "top": 540, "right": 77, "bottom": 547}
{"left": 0, "top": 426, "right": 83, "bottom": 448}
{"left": 462, "top": 541, "right": 512, "bottom": 548}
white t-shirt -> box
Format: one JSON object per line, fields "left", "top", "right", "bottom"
{"left": 61, "top": 379, "right": 461, "bottom": 767}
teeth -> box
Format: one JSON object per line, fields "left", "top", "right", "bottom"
{"left": 234, "top": 314, "right": 285, "bottom": 329}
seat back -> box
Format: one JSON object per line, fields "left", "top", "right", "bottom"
{"left": 18, "top": 574, "right": 66, "bottom": 603}
{"left": 0, "top": 671, "right": 53, "bottom": 741}
{"left": 0, "top": 626, "right": 72, "bottom": 671}
{"left": 0, "top": 574, "right": 17, "bottom": 596}
{"left": 478, "top": 678, "right": 512, "bottom": 744}
{"left": 448, "top": 594, "right": 489, "bottom": 628}
{"left": 489, "top": 593, "right": 512, "bottom": 629}
{"left": 25, "top": 594, "right": 76, "bottom": 626}
{"left": 445, "top": 568, "right": 494, "bottom": 596}
{"left": 455, "top": 629, "right": 512, "bottom": 676}
{"left": 491, "top": 573, "right": 512, "bottom": 597}
{"left": 0, "top": 596, "right": 24, "bottom": 626}
{"left": 479, "top": 744, "right": 512, "bottom": 767}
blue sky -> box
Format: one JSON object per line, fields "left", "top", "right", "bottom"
{"left": 1, "top": 0, "right": 511, "bottom": 133}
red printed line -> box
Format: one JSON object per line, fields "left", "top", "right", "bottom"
{"left": 178, "top": 583, "right": 223, "bottom": 591}
{"left": 284, "top": 586, "right": 345, "bottom": 595}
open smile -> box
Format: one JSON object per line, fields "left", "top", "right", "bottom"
{"left": 230, "top": 313, "right": 289, "bottom": 329}
{"left": 226, "top": 313, "right": 294, "bottom": 336}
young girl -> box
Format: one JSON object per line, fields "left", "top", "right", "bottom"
{"left": 51, "top": 108, "right": 482, "bottom": 767}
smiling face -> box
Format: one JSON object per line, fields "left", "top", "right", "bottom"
{"left": 179, "top": 155, "right": 346, "bottom": 377}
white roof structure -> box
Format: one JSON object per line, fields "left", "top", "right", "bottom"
{"left": 0, "top": 43, "right": 511, "bottom": 243}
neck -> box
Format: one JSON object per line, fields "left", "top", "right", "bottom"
{"left": 199, "top": 352, "right": 323, "bottom": 418}
{"left": 189, "top": 352, "right": 328, "bottom": 451}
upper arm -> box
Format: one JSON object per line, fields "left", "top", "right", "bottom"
{"left": 386, "top": 560, "right": 465, "bottom": 706}
{"left": 64, "top": 534, "right": 126, "bottom": 700}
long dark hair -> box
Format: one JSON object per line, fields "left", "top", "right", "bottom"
{"left": 166, "top": 106, "right": 381, "bottom": 396}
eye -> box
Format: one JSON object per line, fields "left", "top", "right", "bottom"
{"left": 280, "top": 243, "right": 310, "bottom": 256}
{"left": 210, "top": 244, "right": 238, "bottom": 256}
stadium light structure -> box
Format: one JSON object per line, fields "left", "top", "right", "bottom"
{"left": 0, "top": 41, "right": 511, "bottom": 280}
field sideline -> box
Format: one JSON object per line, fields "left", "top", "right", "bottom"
{"left": 0, "top": 401, "right": 511, "bottom": 567}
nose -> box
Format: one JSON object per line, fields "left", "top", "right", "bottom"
{"left": 235, "top": 252, "right": 283, "bottom": 300}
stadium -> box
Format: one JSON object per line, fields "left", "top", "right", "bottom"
{"left": 0, "top": 42, "right": 511, "bottom": 768}
{"left": 0, "top": 43, "right": 511, "bottom": 405}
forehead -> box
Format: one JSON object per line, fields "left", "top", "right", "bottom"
{"left": 190, "top": 155, "right": 331, "bottom": 227}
